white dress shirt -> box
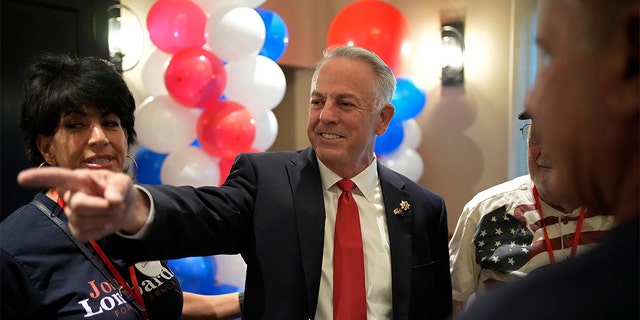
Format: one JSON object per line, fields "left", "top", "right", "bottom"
{"left": 315, "top": 159, "right": 392, "bottom": 319}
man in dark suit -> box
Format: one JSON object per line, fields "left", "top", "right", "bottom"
{"left": 19, "top": 46, "right": 452, "bottom": 319}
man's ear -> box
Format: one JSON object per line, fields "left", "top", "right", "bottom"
{"left": 36, "top": 134, "right": 55, "bottom": 165}
{"left": 375, "top": 103, "right": 395, "bottom": 136}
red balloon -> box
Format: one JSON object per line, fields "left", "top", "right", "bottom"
{"left": 218, "top": 147, "right": 260, "bottom": 185}
{"left": 197, "top": 101, "right": 256, "bottom": 159}
{"left": 147, "top": 0, "right": 207, "bottom": 54}
{"left": 326, "top": 0, "right": 409, "bottom": 74}
{"left": 165, "top": 48, "right": 227, "bottom": 108}
{"left": 217, "top": 157, "right": 235, "bottom": 185}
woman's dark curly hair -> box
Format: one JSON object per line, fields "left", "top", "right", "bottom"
{"left": 20, "top": 53, "right": 137, "bottom": 165}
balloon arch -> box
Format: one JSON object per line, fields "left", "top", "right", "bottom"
{"left": 134, "top": 0, "right": 288, "bottom": 294}
{"left": 135, "top": 0, "right": 288, "bottom": 188}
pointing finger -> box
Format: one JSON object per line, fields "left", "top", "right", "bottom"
{"left": 17, "top": 167, "right": 84, "bottom": 190}
{"left": 18, "top": 167, "right": 119, "bottom": 199}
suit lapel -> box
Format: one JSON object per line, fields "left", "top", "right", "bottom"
{"left": 287, "top": 147, "right": 325, "bottom": 315}
{"left": 379, "top": 164, "right": 413, "bottom": 319}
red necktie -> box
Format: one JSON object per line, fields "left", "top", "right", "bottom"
{"left": 333, "top": 179, "right": 367, "bottom": 320}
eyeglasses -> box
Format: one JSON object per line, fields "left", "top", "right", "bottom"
{"left": 519, "top": 123, "right": 531, "bottom": 143}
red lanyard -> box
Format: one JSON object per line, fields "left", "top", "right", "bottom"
{"left": 532, "top": 185, "right": 585, "bottom": 263}
{"left": 52, "top": 188, "right": 147, "bottom": 319}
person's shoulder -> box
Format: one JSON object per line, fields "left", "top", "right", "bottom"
{"left": 1, "top": 193, "right": 56, "bottom": 242}
{"left": 237, "top": 148, "right": 320, "bottom": 173}
{"left": 243, "top": 149, "right": 302, "bottom": 159}
{"left": 474, "top": 175, "right": 531, "bottom": 199}
{"left": 1, "top": 195, "right": 43, "bottom": 229}
{"left": 242, "top": 148, "right": 312, "bottom": 162}
{"left": 380, "top": 166, "right": 442, "bottom": 199}
{"left": 463, "top": 175, "right": 531, "bottom": 210}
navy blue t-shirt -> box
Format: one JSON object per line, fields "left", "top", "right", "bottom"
{"left": 0, "top": 192, "right": 183, "bottom": 319}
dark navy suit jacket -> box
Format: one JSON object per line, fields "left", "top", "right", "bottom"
{"left": 113, "top": 147, "right": 452, "bottom": 319}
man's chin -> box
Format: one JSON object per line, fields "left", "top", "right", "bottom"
{"left": 315, "top": 148, "right": 344, "bottom": 164}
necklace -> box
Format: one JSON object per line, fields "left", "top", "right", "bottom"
{"left": 51, "top": 188, "right": 147, "bottom": 319}
{"left": 532, "top": 185, "right": 585, "bottom": 263}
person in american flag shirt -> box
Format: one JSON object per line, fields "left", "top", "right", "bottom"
{"left": 447, "top": 118, "right": 617, "bottom": 314}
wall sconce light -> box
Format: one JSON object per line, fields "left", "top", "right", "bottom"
{"left": 440, "top": 21, "right": 465, "bottom": 86}
{"left": 108, "top": 4, "right": 144, "bottom": 73}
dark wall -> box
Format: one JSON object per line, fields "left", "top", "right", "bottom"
{"left": 1, "top": 0, "right": 114, "bottom": 219}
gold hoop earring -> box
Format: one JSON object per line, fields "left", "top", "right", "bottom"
{"left": 38, "top": 161, "right": 50, "bottom": 169}
{"left": 125, "top": 155, "right": 139, "bottom": 180}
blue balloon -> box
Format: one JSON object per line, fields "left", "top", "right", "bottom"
{"left": 256, "top": 8, "right": 289, "bottom": 61}
{"left": 167, "top": 256, "right": 217, "bottom": 294}
{"left": 392, "top": 77, "right": 427, "bottom": 121}
{"left": 134, "top": 146, "right": 167, "bottom": 185}
{"left": 201, "top": 283, "right": 242, "bottom": 295}
{"left": 375, "top": 119, "right": 404, "bottom": 155}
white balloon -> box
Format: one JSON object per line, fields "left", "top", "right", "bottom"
{"left": 193, "top": 0, "right": 266, "bottom": 16}
{"left": 213, "top": 254, "right": 247, "bottom": 290}
{"left": 141, "top": 49, "right": 171, "bottom": 97}
{"left": 224, "top": 55, "right": 286, "bottom": 114}
{"left": 207, "top": 7, "right": 265, "bottom": 63}
{"left": 251, "top": 110, "right": 278, "bottom": 151}
{"left": 135, "top": 96, "right": 199, "bottom": 153}
{"left": 379, "top": 147, "right": 424, "bottom": 182}
{"left": 161, "top": 146, "right": 220, "bottom": 187}
{"left": 399, "top": 119, "right": 422, "bottom": 150}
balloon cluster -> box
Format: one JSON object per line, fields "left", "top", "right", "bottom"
{"left": 327, "top": 0, "right": 426, "bottom": 182}
{"left": 167, "top": 256, "right": 242, "bottom": 294}
{"left": 134, "top": 0, "right": 289, "bottom": 187}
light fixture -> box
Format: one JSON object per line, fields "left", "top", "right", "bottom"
{"left": 440, "top": 21, "right": 465, "bottom": 86}
{"left": 108, "top": 4, "right": 144, "bottom": 72}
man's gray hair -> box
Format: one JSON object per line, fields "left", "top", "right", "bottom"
{"left": 311, "top": 46, "right": 396, "bottom": 113}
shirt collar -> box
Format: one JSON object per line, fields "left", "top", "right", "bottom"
{"left": 317, "top": 156, "right": 379, "bottom": 202}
